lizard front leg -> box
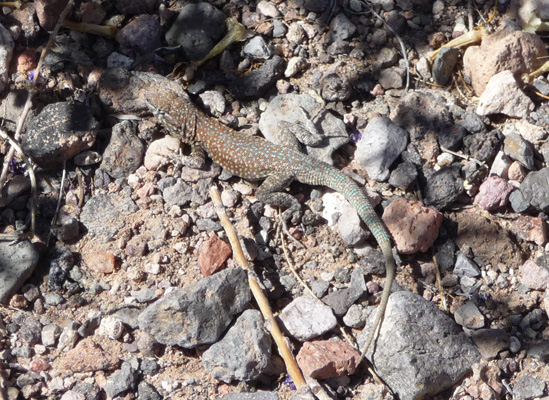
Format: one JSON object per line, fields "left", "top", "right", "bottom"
{"left": 181, "top": 143, "right": 206, "bottom": 169}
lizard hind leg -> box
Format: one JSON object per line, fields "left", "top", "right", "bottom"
{"left": 256, "top": 173, "right": 302, "bottom": 225}
{"left": 255, "top": 173, "right": 304, "bottom": 249}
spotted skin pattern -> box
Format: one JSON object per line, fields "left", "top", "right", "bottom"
{"left": 145, "top": 90, "right": 396, "bottom": 361}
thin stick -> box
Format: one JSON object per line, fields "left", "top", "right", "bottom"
{"left": 209, "top": 186, "right": 307, "bottom": 390}
{"left": 362, "top": 1, "right": 410, "bottom": 93}
{"left": 0, "top": 129, "right": 37, "bottom": 235}
{"left": 47, "top": 161, "right": 67, "bottom": 246}
{"left": 0, "top": 0, "right": 74, "bottom": 190}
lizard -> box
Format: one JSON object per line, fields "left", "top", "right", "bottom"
{"left": 144, "top": 88, "right": 396, "bottom": 363}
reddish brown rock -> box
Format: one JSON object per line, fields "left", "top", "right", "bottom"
{"left": 84, "top": 252, "right": 117, "bottom": 274}
{"left": 512, "top": 216, "right": 547, "bottom": 246}
{"left": 58, "top": 339, "right": 120, "bottom": 373}
{"left": 29, "top": 358, "right": 51, "bottom": 372}
{"left": 382, "top": 197, "right": 443, "bottom": 254}
{"left": 198, "top": 233, "right": 232, "bottom": 276}
{"left": 463, "top": 29, "right": 547, "bottom": 95}
{"left": 296, "top": 340, "right": 360, "bottom": 379}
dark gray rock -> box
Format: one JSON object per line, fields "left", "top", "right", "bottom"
{"left": 104, "top": 361, "right": 138, "bottom": 398}
{"left": 392, "top": 90, "right": 455, "bottom": 162}
{"left": 435, "top": 237, "right": 456, "bottom": 270}
{"left": 520, "top": 168, "right": 549, "bottom": 212}
{"left": 460, "top": 111, "right": 486, "bottom": 134}
{"left": 423, "top": 164, "right": 464, "bottom": 210}
{"left": 378, "top": 67, "right": 406, "bottom": 89}
{"left": 356, "top": 117, "right": 408, "bottom": 181}
{"left": 463, "top": 129, "right": 501, "bottom": 163}
{"left": 0, "top": 23, "right": 14, "bottom": 93}
{"left": 137, "top": 381, "right": 161, "bottom": 400}
{"left": 138, "top": 268, "right": 251, "bottom": 348}
{"left": 80, "top": 192, "right": 138, "bottom": 239}
{"left": 101, "top": 121, "right": 145, "bottom": 179}
{"left": 161, "top": 179, "right": 194, "bottom": 207}
{"left": 527, "top": 341, "right": 549, "bottom": 362}
{"left": 503, "top": 133, "right": 536, "bottom": 170}
{"left": 322, "top": 267, "right": 366, "bottom": 316}
{"left": 509, "top": 189, "right": 530, "bottom": 213}
{"left": 512, "top": 375, "right": 546, "bottom": 400}
{"left": 432, "top": 47, "right": 460, "bottom": 86}
{"left": 388, "top": 161, "right": 417, "bottom": 189}
{"left": 438, "top": 124, "right": 466, "bottom": 151}
{"left": 114, "top": 0, "right": 156, "bottom": 14}
{"left": 358, "top": 248, "right": 386, "bottom": 275}
{"left": 358, "top": 291, "right": 480, "bottom": 400}
{"left": 0, "top": 240, "right": 39, "bottom": 304}
{"left": 293, "top": 0, "right": 330, "bottom": 12}
{"left": 202, "top": 310, "right": 271, "bottom": 382}
{"left": 228, "top": 56, "right": 284, "bottom": 99}
{"left": 72, "top": 381, "right": 101, "bottom": 400}
{"left": 22, "top": 101, "right": 99, "bottom": 168}
{"left": 16, "top": 314, "right": 42, "bottom": 345}
{"left": 165, "top": 2, "right": 227, "bottom": 61}
{"left": 328, "top": 13, "right": 357, "bottom": 42}
{"left": 321, "top": 73, "right": 352, "bottom": 101}
{"left": 115, "top": 14, "right": 162, "bottom": 55}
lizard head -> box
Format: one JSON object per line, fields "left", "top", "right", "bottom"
{"left": 143, "top": 91, "right": 181, "bottom": 133}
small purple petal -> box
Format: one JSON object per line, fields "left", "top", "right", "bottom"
{"left": 284, "top": 375, "right": 296, "bottom": 390}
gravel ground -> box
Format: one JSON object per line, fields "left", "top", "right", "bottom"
{"left": 0, "top": 0, "right": 549, "bottom": 399}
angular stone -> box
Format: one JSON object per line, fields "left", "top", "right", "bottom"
{"left": 202, "top": 310, "right": 271, "bottom": 382}
{"left": 138, "top": 268, "right": 251, "bottom": 348}
{"left": 296, "top": 340, "right": 360, "bottom": 379}
{"left": 382, "top": 197, "right": 443, "bottom": 254}
{"left": 278, "top": 295, "right": 337, "bottom": 340}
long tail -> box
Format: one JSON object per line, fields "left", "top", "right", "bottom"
{"left": 316, "top": 168, "right": 396, "bottom": 362}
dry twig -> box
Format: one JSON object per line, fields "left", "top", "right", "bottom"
{"left": 0, "top": 129, "right": 37, "bottom": 236}
{"left": 209, "top": 186, "right": 307, "bottom": 390}
{"left": 0, "top": 0, "right": 75, "bottom": 191}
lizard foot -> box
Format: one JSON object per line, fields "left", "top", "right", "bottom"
{"left": 276, "top": 209, "right": 304, "bottom": 249}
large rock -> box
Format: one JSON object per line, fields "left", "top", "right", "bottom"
{"left": 463, "top": 29, "right": 547, "bottom": 95}
{"left": 358, "top": 291, "right": 480, "bottom": 400}
{"left": 138, "top": 268, "right": 251, "bottom": 348}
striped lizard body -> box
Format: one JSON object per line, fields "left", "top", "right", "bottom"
{"left": 145, "top": 89, "right": 396, "bottom": 362}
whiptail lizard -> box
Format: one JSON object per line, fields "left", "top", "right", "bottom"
{"left": 144, "top": 89, "right": 396, "bottom": 363}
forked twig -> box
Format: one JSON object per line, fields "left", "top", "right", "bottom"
{"left": 209, "top": 186, "right": 307, "bottom": 390}
{"left": 0, "top": 129, "right": 36, "bottom": 235}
